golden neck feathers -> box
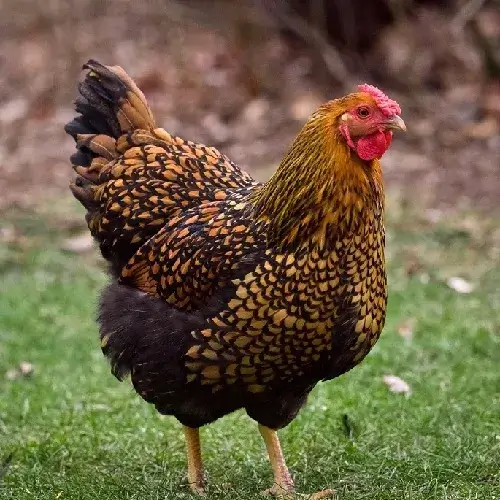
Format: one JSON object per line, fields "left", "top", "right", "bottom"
{"left": 250, "top": 108, "right": 385, "bottom": 249}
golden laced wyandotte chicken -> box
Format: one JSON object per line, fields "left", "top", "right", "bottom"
{"left": 65, "top": 60, "right": 405, "bottom": 499}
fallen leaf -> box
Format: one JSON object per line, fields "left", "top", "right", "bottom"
{"left": 419, "top": 273, "right": 430, "bottom": 284}
{"left": 0, "top": 98, "right": 28, "bottom": 123}
{"left": 383, "top": 375, "right": 411, "bottom": 395}
{"left": 0, "top": 225, "right": 16, "bottom": 243}
{"left": 19, "top": 362, "right": 34, "bottom": 376}
{"left": 447, "top": 276, "right": 474, "bottom": 294}
{"left": 397, "top": 319, "right": 415, "bottom": 341}
{"left": 465, "top": 118, "right": 499, "bottom": 139}
{"left": 62, "top": 233, "right": 94, "bottom": 253}
{"left": 5, "top": 370, "right": 18, "bottom": 381}
{"left": 5, "top": 362, "right": 34, "bottom": 380}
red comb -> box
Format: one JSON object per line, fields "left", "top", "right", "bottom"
{"left": 358, "top": 84, "right": 401, "bottom": 117}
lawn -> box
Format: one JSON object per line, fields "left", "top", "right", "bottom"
{"left": 0, "top": 202, "right": 499, "bottom": 500}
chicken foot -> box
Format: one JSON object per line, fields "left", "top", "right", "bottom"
{"left": 259, "top": 425, "right": 334, "bottom": 500}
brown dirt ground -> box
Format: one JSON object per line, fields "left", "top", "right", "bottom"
{"left": 0, "top": 2, "right": 499, "bottom": 216}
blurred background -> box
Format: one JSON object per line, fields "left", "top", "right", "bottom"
{"left": 0, "top": 0, "right": 499, "bottom": 214}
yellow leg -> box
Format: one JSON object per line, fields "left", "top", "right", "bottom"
{"left": 259, "top": 424, "right": 294, "bottom": 497}
{"left": 183, "top": 426, "right": 205, "bottom": 496}
{"left": 259, "top": 424, "right": 334, "bottom": 500}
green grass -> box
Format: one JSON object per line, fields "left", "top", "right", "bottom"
{"left": 1, "top": 203, "right": 499, "bottom": 500}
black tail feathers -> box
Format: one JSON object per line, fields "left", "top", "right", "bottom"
{"left": 65, "top": 60, "right": 158, "bottom": 268}
{"left": 65, "top": 59, "right": 155, "bottom": 168}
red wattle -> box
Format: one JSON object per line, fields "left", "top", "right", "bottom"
{"left": 355, "top": 131, "right": 393, "bottom": 161}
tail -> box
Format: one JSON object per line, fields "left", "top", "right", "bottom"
{"left": 65, "top": 60, "right": 160, "bottom": 270}
{"left": 66, "top": 60, "right": 256, "bottom": 273}
{"left": 65, "top": 59, "right": 155, "bottom": 169}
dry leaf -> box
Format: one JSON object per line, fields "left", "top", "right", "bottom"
{"left": 5, "top": 362, "right": 34, "bottom": 380}
{"left": 465, "top": 118, "right": 499, "bottom": 139}
{"left": 419, "top": 273, "right": 430, "bottom": 284}
{"left": 0, "top": 97, "right": 28, "bottom": 124}
{"left": 19, "top": 361, "right": 34, "bottom": 376}
{"left": 5, "top": 370, "right": 18, "bottom": 381}
{"left": 447, "top": 276, "right": 474, "bottom": 294}
{"left": 0, "top": 225, "right": 16, "bottom": 243}
{"left": 397, "top": 319, "right": 414, "bottom": 341}
{"left": 383, "top": 375, "right": 411, "bottom": 395}
{"left": 62, "top": 233, "right": 94, "bottom": 253}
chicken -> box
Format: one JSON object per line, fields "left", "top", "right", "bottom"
{"left": 65, "top": 60, "right": 405, "bottom": 498}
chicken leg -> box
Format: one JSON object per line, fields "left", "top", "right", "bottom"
{"left": 259, "top": 424, "right": 294, "bottom": 496}
{"left": 184, "top": 426, "right": 205, "bottom": 495}
{"left": 259, "top": 425, "right": 334, "bottom": 499}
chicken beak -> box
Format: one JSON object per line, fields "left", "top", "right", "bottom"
{"left": 384, "top": 115, "right": 406, "bottom": 132}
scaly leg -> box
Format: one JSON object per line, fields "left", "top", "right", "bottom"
{"left": 184, "top": 426, "right": 205, "bottom": 496}
{"left": 259, "top": 424, "right": 294, "bottom": 497}
{"left": 259, "top": 424, "right": 334, "bottom": 500}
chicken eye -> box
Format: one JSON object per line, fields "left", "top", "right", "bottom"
{"left": 357, "top": 106, "right": 370, "bottom": 119}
